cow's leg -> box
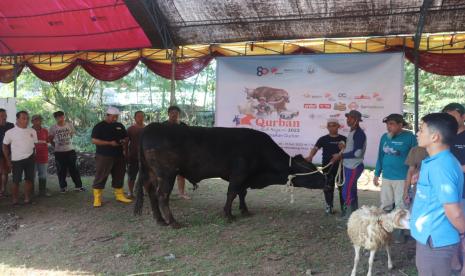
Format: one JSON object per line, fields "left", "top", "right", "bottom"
{"left": 147, "top": 181, "right": 168, "bottom": 226}
{"left": 238, "top": 189, "right": 252, "bottom": 216}
{"left": 156, "top": 174, "right": 182, "bottom": 229}
{"left": 224, "top": 183, "right": 240, "bottom": 222}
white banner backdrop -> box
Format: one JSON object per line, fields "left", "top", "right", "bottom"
{"left": 0, "top": 98, "right": 16, "bottom": 123}
{"left": 215, "top": 53, "right": 404, "bottom": 167}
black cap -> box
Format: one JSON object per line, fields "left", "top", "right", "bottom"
{"left": 442, "top": 103, "right": 465, "bottom": 115}
{"left": 345, "top": 110, "right": 363, "bottom": 121}
{"left": 383, "top": 113, "right": 407, "bottom": 126}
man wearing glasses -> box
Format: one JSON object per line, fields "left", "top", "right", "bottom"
{"left": 306, "top": 118, "right": 346, "bottom": 215}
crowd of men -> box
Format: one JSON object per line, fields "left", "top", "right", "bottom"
{"left": 307, "top": 103, "right": 465, "bottom": 275}
{"left": 1, "top": 101, "right": 465, "bottom": 274}
{"left": 0, "top": 105, "right": 191, "bottom": 208}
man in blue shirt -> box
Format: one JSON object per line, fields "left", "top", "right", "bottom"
{"left": 374, "top": 114, "right": 417, "bottom": 212}
{"left": 411, "top": 113, "right": 465, "bottom": 275}
{"left": 330, "top": 110, "right": 366, "bottom": 219}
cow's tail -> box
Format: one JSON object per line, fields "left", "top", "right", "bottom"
{"left": 133, "top": 143, "right": 146, "bottom": 216}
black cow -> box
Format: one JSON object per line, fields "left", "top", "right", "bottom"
{"left": 134, "top": 123, "right": 326, "bottom": 228}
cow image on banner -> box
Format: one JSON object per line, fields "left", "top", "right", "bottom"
{"left": 216, "top": 53, "right": 404, "bottom": 167}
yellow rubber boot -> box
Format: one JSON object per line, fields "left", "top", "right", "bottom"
{"left": 114, "top": 188, "right": 132, "bottom": 203}
{"left": 93, "top": 189, "right": 103, "bottom": 207}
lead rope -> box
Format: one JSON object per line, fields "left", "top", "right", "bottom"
{"left": 284, "top": 157, "right": 334, "bottom": 204}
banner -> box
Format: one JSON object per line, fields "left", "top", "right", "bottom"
{"left": 0, "top": 98, "right": 16, "bottom": 123}
{"left": 216, "top": 53, "right": 404, "bottom": 167}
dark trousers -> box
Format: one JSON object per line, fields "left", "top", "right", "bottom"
{"left": 93, "top": 154, "right": 125, "bottom": 189}
{"left": 323, "top": 163, "right": 343, "bottom": 210}
{"left": 55, "top": 150, "right": 82, "bottom": 189}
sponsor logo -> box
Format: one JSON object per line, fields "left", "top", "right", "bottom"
{"left": 256, "top": 66, "right": 279, "bottom": 76}
{"left": 338, "top": 92, "right": 347, "bottom": 98}
{"left": 348, "top": 102, "right": 359, "bottom": 110}
{"left": 361, "top": 104, "right": 383, "bottom": 109}
{"left": 329, "top": 113, "right": 341, "bottom": 118}
{"left": 304, "top": 103, "right": 317, "bottom": 109}
{"left": 319, "top": 104, "right": 331, "bottom": 109}
{"left": 333, "top": 102, "right": 347, "bottom": 111}
{"left": 307, "top": 65, "right": 315, "bottom": 74}
{"left": 354, "top": 94, "right": 371, "bottom": 100}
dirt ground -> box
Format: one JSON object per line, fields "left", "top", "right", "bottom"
{"left": 0, "top": 172, "right": 417, "bottom": 276}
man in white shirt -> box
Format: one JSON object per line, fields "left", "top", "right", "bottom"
{"left": 3, "top": 111, "right": 38, "bottom": 205}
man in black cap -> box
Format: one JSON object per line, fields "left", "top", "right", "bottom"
{"left": 374, "top": 113, "right": 417, "bottom": 212}
{"left": 330, "top": 110, "right": 366, "bottom": 218}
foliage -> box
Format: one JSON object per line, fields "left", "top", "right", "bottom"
{"left": 404, "top": 62, "right": 465, "bottom": 124}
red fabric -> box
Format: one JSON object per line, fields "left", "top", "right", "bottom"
{"left": 0, "top": 65, "right": 24, "bottom": 83}
{"left": 404, "top": 48, "right": 465, "bottom": 76}
{"left": 142, "top": 55, "right": 214, "bottom": 80}
{"left": 0, "top": 0, "right": 151, "bottom": 55}
{"left": 81, "top": 59, "right": 139, "bottom": 81}
{"left": 34, "top": 128, "right": 49, "bottom": 164}
{"left": 28, "top": 63, "right": 78, "bottom": 83}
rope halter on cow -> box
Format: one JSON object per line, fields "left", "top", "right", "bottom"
{"left": 284, "top": 156, "right": 333, "bottom": 204}
{"left": 284, "top": 150, "right": 346, "bottom": 204}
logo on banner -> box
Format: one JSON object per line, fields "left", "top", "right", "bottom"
{"left": 319, "top": 104, "right": 331, "bottom": 109}
{"left": 333, "top": 102, "right": 347, "bottom": 111}
{"left": 348, "top": 102, "right": 359, "bottom": 110}
{"left": 304, "top": 103, "right": 317, "bottom": 109}
{"left": 256, "top": 66, "right": 279, "bottom": 76}
{"left": 354, "top": 94, "right": 371, "bottom": 100}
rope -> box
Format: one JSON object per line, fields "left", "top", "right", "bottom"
{"left": 284, "top": 157, "right": 334, "bottom": 204}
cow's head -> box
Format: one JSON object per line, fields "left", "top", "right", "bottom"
{"left": 289, "top": 154, "right": 327, "bottom": 189}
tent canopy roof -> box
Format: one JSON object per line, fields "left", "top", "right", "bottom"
{"left": 1, "top": 0, "right": 465, "bottom": 55}
{"left": 134, "top": 0, "right": 465, "bottom": 47}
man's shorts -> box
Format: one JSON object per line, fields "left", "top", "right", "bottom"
{"left": 127, "top": 159, "right": 139, "bottom": 182}
{"left": 12, "top": 154, "right": 35, "bottom": 184}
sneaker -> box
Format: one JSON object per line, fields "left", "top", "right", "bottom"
{"left": 74, "top": 187, "right": 86, "bottom": 192}
{"left": 60, "top": 188, "right": 67, "bottom": 194}
{"left": 325, "top": 205, "right": 334, "bottom": 215}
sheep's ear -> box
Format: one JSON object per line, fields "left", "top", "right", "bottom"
{"left": 394, "top": 209, "right": 410, "bottom": 229}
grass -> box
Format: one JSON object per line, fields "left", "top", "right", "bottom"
{"left": 0, "top": 175, "right": 417, "bottom": 275}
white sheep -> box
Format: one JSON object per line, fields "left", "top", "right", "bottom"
{"left": 347, "top": 206, "right": 410, "bottom": 276}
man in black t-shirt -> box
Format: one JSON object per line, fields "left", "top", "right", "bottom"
{"left": 91, "top": 106, "right": 131, "bottom": 207}
{"left": 443, "top": 103, "right": 465, "bottom": 197}
{"left": 0, "top": 108, "right": 14, "bottom": 197}
{"left": 306, "top": 118, "right": 346, "bottom": 214}
{"left": 163, "top": 106, "right": 190, "bottom": 199}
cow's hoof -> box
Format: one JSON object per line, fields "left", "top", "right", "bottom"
{"left": 241, "top": 210, "right": 253, "bottom": 217}
{"left": 226, "top": 215, "right": 236, "bottom": 223}
{"left": 170, "top": 222, "right": 184, "bottom": 229}
{"left": 156, "top": 219, "right": 169, "bottom": 226}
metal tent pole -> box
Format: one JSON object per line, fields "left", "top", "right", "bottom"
{"left": 13, "top": 55, "right": 18, "bottom": 98}
{"left": 413, "top": 0, "right": 433, "bottom": 132}
{"left": 170, "top": 48, "right": 176, "bottom": 106}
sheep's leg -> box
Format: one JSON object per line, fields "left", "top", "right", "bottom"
{"left": 351, "top": 245, "right": 360, "bottom": 276}
{"left": 367, "top": 250, "right": 376, "bottom": 276}
{"left": 386, "top": 245, "right": 393, "bottom": 270}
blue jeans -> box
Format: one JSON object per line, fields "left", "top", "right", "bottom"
{"left": 35, "top": 163, "right": 47, "bottom": 180}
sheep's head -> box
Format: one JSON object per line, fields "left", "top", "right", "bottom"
{"left": 380, "top": 208, "right": 410, "bottom": 232}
